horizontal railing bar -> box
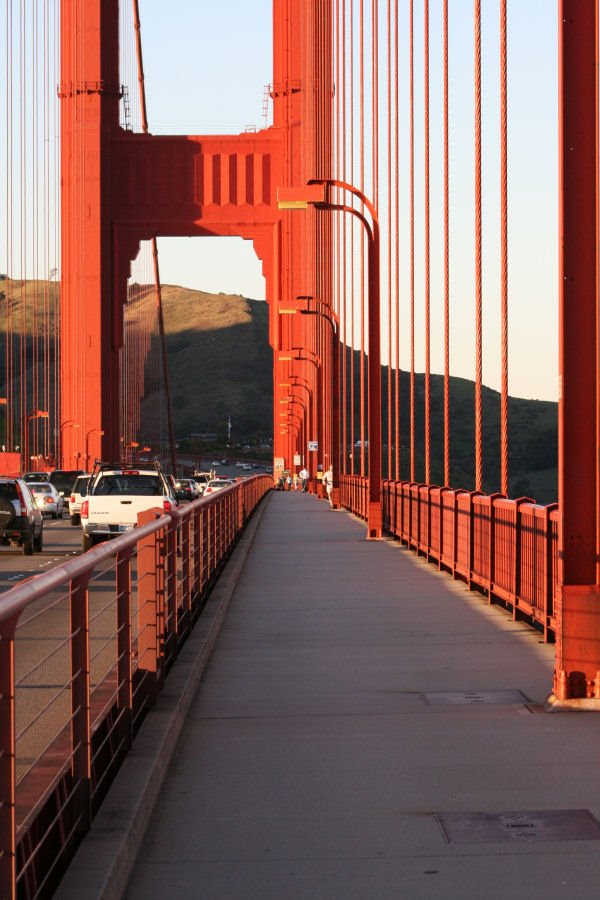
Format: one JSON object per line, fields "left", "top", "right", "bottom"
{"left": 0, "top": 515, "right": 171, "bottom": 626}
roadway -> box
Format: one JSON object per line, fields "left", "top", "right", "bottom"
{"left": 1, "top": 513, "right": 119, "bottom": 787}
{"left": 0, "top": 463, "right": 271, "bottom": 599}
{"left": 0, "top": 513, "right": 82, "bottom": 593}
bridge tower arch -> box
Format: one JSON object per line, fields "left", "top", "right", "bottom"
{"left": 60, "top": 0, "right": 333, "bottom": 474}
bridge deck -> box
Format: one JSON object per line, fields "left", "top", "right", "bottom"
{"left": 60, "top": 492, "right": 600, "bottom": 899}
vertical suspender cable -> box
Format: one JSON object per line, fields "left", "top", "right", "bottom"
{"left": 372, "top": 0, "right": 378, "bottom": 209}
{"left": 132, "top": 0, "right": 177, "bottom": 477}
{"left": 335, "top": 0, "right": 341, "bottom": 474}
{"left": 500, "top": 0, "right": 509, "bottom": 496}
{"left": 409, "top": 0, "right": 415, "bottom": 482}
{"left": 5, "top": 1, "right": 12, "bottom": 448}
{"left": 20, "top": 2, "right": 26, "bottom": 460}
{"left": 359, "top": 0, "right": 366, "bottom": 475}
{"left": 33, "top": 1, "right": 38, "bottom": 435}
{"left": 424, "top": 0, "right": 431, "bottom": 483}
{"left": 54, "top": 2, "right": 60, "bottom": 460}
{"left": 474, "top": 0, "right": 483, "bottom": 492}
{"left": 386, "top": 0, "right": 392, "bottom": 479}
{"left": 341, "top": 0, "right": 348, "bottom": 474}
{"left": 443, "top": 0, "right": 450, "bottom": 486}
{"left": 394, "top": 0, "right": 400, "bottom": 480}
{"left": 43, "top": 1, "right": 49, "bottom": 458}
{"left": 350, "top": 1, "right": 355, "bottom": 473}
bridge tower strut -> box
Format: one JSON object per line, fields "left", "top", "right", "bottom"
{"left": 59, "top": 0, "right": 335, "bottom": 482}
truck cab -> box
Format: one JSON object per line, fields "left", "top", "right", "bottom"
{"left": 80, "top": 461, "right": 176, "bottom": 552}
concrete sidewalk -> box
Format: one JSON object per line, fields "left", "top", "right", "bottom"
{"left": 60, "top": 491, "right": 600, "bottom": 899}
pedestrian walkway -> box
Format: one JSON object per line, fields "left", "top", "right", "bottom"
{"left": 60, "top": 491, "right": 600, "bottom": 899}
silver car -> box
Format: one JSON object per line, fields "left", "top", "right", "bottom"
{"left": 28, "top": 482, "right": 64, "bottom": 519}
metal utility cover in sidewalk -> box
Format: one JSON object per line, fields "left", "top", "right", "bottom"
{"left": 422, "top": 690, "right": 529, "bottom": 706}
{"left": 436, "top": 810, "right": 600, "bottom": 844}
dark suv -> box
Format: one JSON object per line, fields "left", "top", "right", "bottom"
{"left": 48, "top": 469, "right": 85, "bottom": 501}
{"left": 0, "top": 478, "right": 44, "bottom": 554}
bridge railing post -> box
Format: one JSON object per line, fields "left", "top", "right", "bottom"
{"left": 0, "top": 615, "right": 18, "bottom": 900}
{"left": 164, "top": 513, "right": 179, "bottom": 663}
{"left": 180, "top": 514, "right": 191, "bottom": 632}
{"left": 136, "top": 510, "right": 166, "bottom": 694}
{"left": 116, "top": 549, "right": 133, "bottom": 744}
{"left": 544, "top": 504, "right": 559, "bottom": 642}
{"left": 486, "top": 493, "right": 506, "bottom": 602}
{"left": 70, "top": 573, "right": 92, "bottom": 834}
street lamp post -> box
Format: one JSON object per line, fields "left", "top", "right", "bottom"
{"left": 85, "top": 429, "right": 105, "bottom": 469}
{"left": 278, "top": 178, "right": 382, "bottom": 537}
{"left": 59, "top": 420, "right": 80, "bottom": 468}
{"left": 279, "top": 349, "right": 322, "bottom": 495}
{"left": 280, "top": 378, "right": 314, "bottom": 478}
{"left": 311, "top": 180, "right": 381, "bottom": 537}
{"left": 279, "top": 395, "right": 307, "bottom": 470}
{"left": 23, "top": 410, "right": 49, "bottom": 473}
{"left": 0, "top": 398, "right": 7, "bottom": 454}
{"left": 299, "top": 304, "right": 341, "bottom": 510}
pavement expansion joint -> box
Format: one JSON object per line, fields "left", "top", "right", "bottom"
{"left": 421, "top": 689, "right": 529, "bottom": 706}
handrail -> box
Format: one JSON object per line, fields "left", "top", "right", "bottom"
{"left": 0, "top": 515, "right": 169, "bottom": 624}
{"left": 0, "top": 475, "right": 271, "bottom": 900}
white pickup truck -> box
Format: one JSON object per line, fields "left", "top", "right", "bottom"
{"left": 80, "top": 462, "right": 176, "bottom": 552}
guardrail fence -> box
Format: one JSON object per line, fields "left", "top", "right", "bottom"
{"left": 0, "top": 476, "right": 271, "bottom": 900}
{"left": 341, "top": 475, "right": 558, "bottom": 640}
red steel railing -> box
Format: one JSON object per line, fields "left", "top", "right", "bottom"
{"left": 342, "top": 475, "right": 558, "bottom": 639}
{"left": 340, "top": 475, "right": 369, "bottom": 522}
{"left": 0, "top": 475, "right": 271, "bottom": 900}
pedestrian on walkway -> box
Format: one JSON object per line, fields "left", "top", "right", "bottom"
{"left": 299, "top": 466, "right": 309, "bottom": 492}
{"left": 286, "top": 474, "right": 293, "bottom": 491}
{"left": 322, "top": 466, "right": 334, "bottom": 507}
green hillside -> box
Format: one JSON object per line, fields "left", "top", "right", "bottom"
{"left": 377, "top": 366, "right": 557, "bottom": 503}
{"left": 139, "top": 284, "right": 273, "bottom": 441}
{"left": 0, "top": 276, "right": 558, "bottom": 503}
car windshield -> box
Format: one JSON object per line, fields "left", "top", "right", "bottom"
{"left": 30, "top": 484, "right": 52, "bottom": 494}
{"left": 50, "top": 471, "right": 84, "bottom": 493}
{"left": 93, "top": 474, "right": 165, "bottom": 496}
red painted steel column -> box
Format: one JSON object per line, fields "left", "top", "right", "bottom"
{"left": 0, "top": 620, "right": 16, "bottom": 898}
{"left": 272, "top": 0, "right": 310, "bottom": 475}
{"left": 367, "top": 217, "right": 382, "bottom": 538}
{"left": 555, "top": 0, "right": 600, "bottom": 701}
{"left": 60, "top": 0, "right": 122, "bottom": 464}
{"left": 331, "top": 330, "right": 341, "bottom": 509}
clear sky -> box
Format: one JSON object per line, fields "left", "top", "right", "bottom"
{"left": 139, "top": 0, "right": 273, "bottom": 303}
